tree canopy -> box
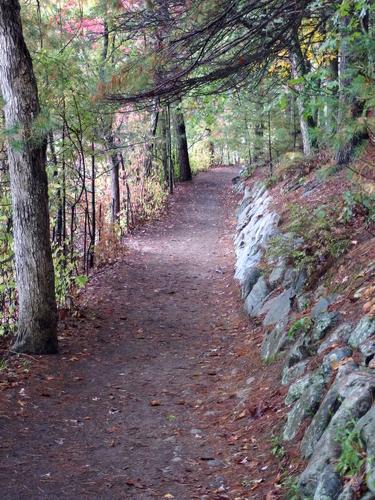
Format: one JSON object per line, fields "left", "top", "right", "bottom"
{"left": 0, "top": 0, "right": 373, "bottom": 351}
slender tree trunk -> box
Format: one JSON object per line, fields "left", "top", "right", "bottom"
{"left": 290, "top": 28, "right": 312, "bottom": 156}
{"left": 144, "top": 105, "right": 159, "bottom": 177}
{"left": 160, "top": 107, "right": 169, "bottom": 187}
{"left": 290, "top": 54, "right": 311, "bottom": 156}
{"left": 108, "top": 143, "right": 121, "bottom": 223}
{"left": 0, "top": 0, "right": 58, "bottom": 354}
{"left": 101, "top": 18, "right": 121, "bottom": 223}
{"left": 174, "top": 99, "right": 192, "bottom": 181}
{"left": 206, "top": 128, "right": 215, "bottom": 167}
{"left": 254, "top": 97, "right": 264, "bottom": 161}
{"left": 243, "top": 114, "right": 253, "bottom": 165}
{"left": 48, "top": 132, "right": 63, "bottom": 246}
{"left": 88, "top": 142, "right": 96, "bottom": 268}
{"left": 268, "top": 111, "right": 273, "bottom": 176}
{"left": 166, "top": 105, "right": 174, "bottom": 193}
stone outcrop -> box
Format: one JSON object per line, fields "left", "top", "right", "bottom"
{"left": 233, "top": 177, "right": 375, "bottom": 499}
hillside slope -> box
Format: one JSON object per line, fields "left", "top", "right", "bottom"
{"left": 234, "top": 150, "right": 375, "bottom": 499}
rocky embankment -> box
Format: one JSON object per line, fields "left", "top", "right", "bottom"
{"left": 233, "top": 176, "right": 375, "bottom": 499}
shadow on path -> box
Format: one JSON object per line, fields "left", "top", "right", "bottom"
{"left": 0, "top": 167, "right": 287, "bottom": 499}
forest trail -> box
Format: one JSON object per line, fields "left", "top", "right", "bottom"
{"left": 0, "top": 167, "right": 286, "bottom": 499}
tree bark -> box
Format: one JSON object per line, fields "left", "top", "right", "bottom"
{"left": 101, "top": 18, "right": 121, "bottom": 224}
{"left": 88, "top": 142, "right": 96, "bottom": 268}
{"left": 0, "top": 0, "right": 58, "bottom": 353}
{"left": 106, "top": 134, "right": 121, "bottom": 223}
{"left": 174, "top": 99, "right": 192, "bottom": 182}
{"left": 48, "top": 131, "right": 63, "bottom": 246}
{"left": 336, "top": 14, "right": 363, "bottom": 165}
{"left": 160, "top": 108, "right": 169, "bottom": 187}
{"left": 166, "top": 105, "right": 174, "bottom": 193}
{"left": 254, "top": 96, "right": 265, "bottom": 161}
{"left": 290, "top": 28, "right": 312, "bottom": 156}
{"left": 290, "top": 55, "right": 311, "bottom": 156}
{"left": 144, "top": 106, "right": 159, "bottom": 177}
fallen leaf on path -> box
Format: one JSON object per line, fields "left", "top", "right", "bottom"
{"left": 125, "top": 479, "right": 144, "bottom": 489}
{"left": 150, "top": 400, "right": 161, "bottom": 406}
{"left": 235, "top": 409, "right": 247, "bottom": 420}
{"left": 250, "top": 479, "right": 264, "bottom": 490}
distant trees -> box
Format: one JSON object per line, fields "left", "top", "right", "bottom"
{"left": 108, "top": 0, "right": 374, "bottom": 165}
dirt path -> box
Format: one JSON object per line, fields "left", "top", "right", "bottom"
{"left": 0, "top": 167, "right": 290, "bottom": 499}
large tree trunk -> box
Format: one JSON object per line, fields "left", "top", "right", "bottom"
{"left": 174, "top": 99, "right": 192, "bottom": 182}
{"left": 0, "top": 0, "right": 58, "bottom": 354}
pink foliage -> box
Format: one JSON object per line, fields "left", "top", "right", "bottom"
{"left": 64, "top": 17, "right": 104, "bottom": 36}
{"left": 120, "top": 0, "right": 144, "bottom": 11}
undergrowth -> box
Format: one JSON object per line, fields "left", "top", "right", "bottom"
{"left": 287, "top": 317, "right": 313, "bottom": 339}
{"left": 266, "top": 203, "right": 350, "bottom": 284}
{"left": 336, "top": 420, "right": 366, "bottom": 477}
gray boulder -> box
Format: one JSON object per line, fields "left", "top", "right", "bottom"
{"left": 322, "top": 347, "right": 353, "bottom": 376}
{"left": 283, "top": 267, "right": 307, "bottom": 294}
{"left": 299, "top": 369, "right": 374, "bottom": 498}
{"left": 358, "top": 405, "right": 375, "bottom": 493}
{"left": 261, "top": 323, "right": 290, "bottom": 361}
{"left": 312, "top": 312, "right": 340, "bottom": 341}
{"left": 285, "top": 333, "right": 315, "bottom": 370}
{"left": 241, "top": 267, "right": 262, "bottom": 299}
{"left": 282, "top": 360, "right": 308, "bottom": 385}
{"left": 262, "top": 288, "right": 295, "bottom": 327}
{"left": 244, "top": 277, "right": 269, "bottom": 316}
{"left": 313, "top": 464, "right": 342, "bottom": 500}
{"left": 311, "top": 295, "right": 338, "bottom": 319}
{"left": 318, "top": 323, "right": 353, "bottom": 354}
{"left": 348, "top": 317, "right": 375, "bottom": 349}
{"left": 358, "top": 336, "right": 375, "bottom": 366}
{"left": 284, "top": 369, "right": 328, "bottom": 441}
{"left": 300, "top": 363, "right": 359, "bottom": 459}
{"left": 285, "top": 373, "right": 313, "bottom": 405}
{"left": 268, "top": 258, "right": 287, "bottom": 288}
{"left": 234, "top": 183, "right": 280, "bottom": 283}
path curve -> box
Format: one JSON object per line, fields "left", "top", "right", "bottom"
{"left": 0, "top": 167, "right": 286, "bottom": 499}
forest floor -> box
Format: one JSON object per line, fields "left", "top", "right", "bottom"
{"left": 0, "top": 167, "right": 296, "bottom": 500}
